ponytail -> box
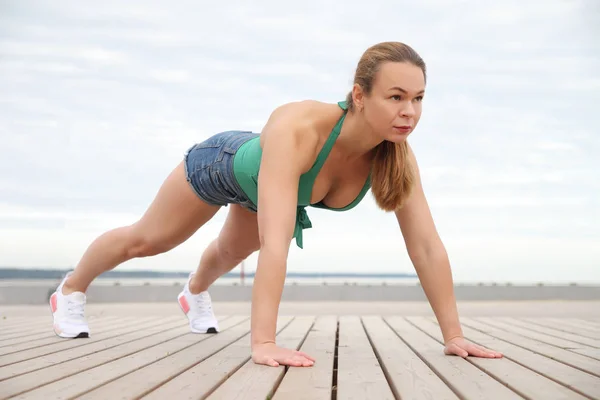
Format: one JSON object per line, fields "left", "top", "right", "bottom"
{"left": 371, "top": 140, "right": 415, "bottom": 211}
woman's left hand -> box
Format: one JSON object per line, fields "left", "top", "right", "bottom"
{"left": 444, "top": 336, "right": 503, "bottom": 358}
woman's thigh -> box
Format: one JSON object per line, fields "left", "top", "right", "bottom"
{"left": 131, "top": 161, "right": 221, "bottom": 253}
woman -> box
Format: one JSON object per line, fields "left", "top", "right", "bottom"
{"left": 50, "top": 41, "right": 503, "bottom": 367}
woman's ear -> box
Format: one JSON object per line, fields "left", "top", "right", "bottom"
{"left": 352, "top": 83, "right": 365, "bottom": 111}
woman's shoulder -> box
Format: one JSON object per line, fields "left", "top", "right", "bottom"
{"left": 270, "top": 99, "right": 339, "bottom": 117}
{"left": 267, "top": 99, "right": 344, "bottom": 135}
{"left": 259, "top": 100, "right": 343, "bottom": 169}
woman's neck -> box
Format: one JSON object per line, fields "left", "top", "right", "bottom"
{"left": 336, "top": 109, "right": 382, "bottom": 161}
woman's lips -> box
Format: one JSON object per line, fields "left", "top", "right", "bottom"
{"left": 394, "top": 126, "right": 412, "bottom": 133}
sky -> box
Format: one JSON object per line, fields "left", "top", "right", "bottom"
{"left": 0, "top": 0, "right": 598, "bottom": 283}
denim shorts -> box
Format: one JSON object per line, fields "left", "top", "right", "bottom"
{"left": 183, "top": 130, "right": 259, "bottom": 211}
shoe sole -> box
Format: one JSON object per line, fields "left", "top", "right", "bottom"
{"left": 177, "top": 292, "right": 219, "bottom": 334}
{"left": 190, "top": 326, "right": 219, "bottom": 334}
{"left": 57, "top": 331, "right": 90, "bottom": 339}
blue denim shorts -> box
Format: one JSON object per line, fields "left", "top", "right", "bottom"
{"left": 183, "top": 130, "right": 259, "bottom": 211}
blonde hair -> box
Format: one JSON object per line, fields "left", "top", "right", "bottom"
{"left": 345, "top": 42, "right": 426, "bottom": 211}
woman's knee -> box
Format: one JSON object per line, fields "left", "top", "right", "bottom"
{"left": 124, "top": 226, "right": 175, "bottom": 258}
{"left": 216, "top": 236, "right": 259, "bottom": 265}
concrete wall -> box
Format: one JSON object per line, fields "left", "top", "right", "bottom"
{"left": 1, "top": 283, "right": 599, "bottom": 305}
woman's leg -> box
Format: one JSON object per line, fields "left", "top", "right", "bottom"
{"left": 177, "top": 204, "right": 259, "bottom": 333}
{"left": 63, "top": 161, "right": 221, "bottom": 294}
{"left": 189, "top": 204, "right": 260, "bottom": 294}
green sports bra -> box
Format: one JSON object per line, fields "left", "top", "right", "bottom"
{"left": 232, "top": 100, "right": 372, "bottom": 248}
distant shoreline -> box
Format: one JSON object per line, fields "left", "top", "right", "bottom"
{"left": 0, "top": 267, "right": 418, "bottom": 280}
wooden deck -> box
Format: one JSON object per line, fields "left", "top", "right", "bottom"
{"left": 0, "top": 306, "right": 599, "bottom": 399}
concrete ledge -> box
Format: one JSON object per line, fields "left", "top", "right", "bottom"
{"left": 1, "top": 283, "right": 599, "bottom": 305}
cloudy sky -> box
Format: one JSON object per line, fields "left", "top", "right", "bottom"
{"left": 0, "top": 0, "right": 598, "bottom": 283}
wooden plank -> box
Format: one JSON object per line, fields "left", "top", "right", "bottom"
{"left": 0, "top": 316, "right": 134, "bottom": 357}
{"left": 0, "top": 317, "right": 55, "bottom": 329}
{"left": 0, "top": 316, "right": 230, "bottom": 399}
{"left": 0, "top": 328, "right": 54, "bottom": 342}
{"left": 141, "top": 316, "right": 294, "bottom": 400}
{"left": 557, "top": 318, "right": 600, "bottom": 331}
{"left": 503, "top": 318, "right": 600, "bottom": 349}
{"left": 0, "top": 316, "right": 174, "bottom": 367}
{"left": 361, "top": 316, "right": 459, "bottom": 400}
{"left": 0, "top": 313, "right": 123, "bottom": 343}
{"left": 0, "top": 316, "right": 183, "bottom": 380}
{"left": 272, "top": 316, "right": 337, "bottom": 400}
{"left": 0, "top": 316, "right": 124, "bottom": 347}
{"left": 0, "top": 316, "right": 140, "bottom": 354}
{"left": 550, "top": 318, "right": 600, "bottom": 339}
{"left": 205, "top": 316, "right": 315, "bottom": 400}
{"left": 522, "top": 318, "right": 600, "bottom": 340}
{"left": 407, "top": 317, "right": 588, "bottom": 400}
{"left": 336, "top": 316, "right": 395, "bottom": 400}
{"left": 569, "top": 347, "right": 600, "bottom": 360}
{"left": 0, "top": 316, "right": 29, "bottom": 327}
{"left": 0, "top": 314, "right": 111, "bottom": 337}
{"left": 457, "top": 317, "right": 600, "bottom": 399}
{"left": 77, "top": 316, "right": 256, "bottom": 399}
{"left": 0, "top": 319, "right": 91, "bottom": 341}
{"left": 569, "top": 319, "right": 600, "bottom": 330}
{"left": 0, "top": 320, "right": 67, "bottom": 338}
{"left": 9, "top": 316, "right": 244, "bottom": 400}
{"left": 470, "top": 318, "right": 600, "bottom": 374}
{"left": 478, "top": 317, "right": 600, "bottom": 354}
{"left": 385, "top": 316, "right": 523, "bottom": 400}
{"left": 0, "top": 328, "right": 60, "bottom": 344}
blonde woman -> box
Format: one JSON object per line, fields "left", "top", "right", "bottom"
{"left": 50, "top": 41, "right": 503, "bottom": 367}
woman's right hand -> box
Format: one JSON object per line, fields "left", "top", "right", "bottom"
{"left": 251, "top": 342, "right": 315, "bottom": 367}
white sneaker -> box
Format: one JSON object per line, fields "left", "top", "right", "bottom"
{"left": 177, "top": 274, "right": 219, "bottom": 334}
{"left": 49, "top": 272, "right": 90, "bottom": 338}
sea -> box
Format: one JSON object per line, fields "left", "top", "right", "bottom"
{"left": 0, "top": 276, "right": 422, "bottom": 287}
{"left": 0, "top": 276, "right": 587, "bottom": 287}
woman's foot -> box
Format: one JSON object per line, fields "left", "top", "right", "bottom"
{"left": 177, "top": 273, "right": 219, "bottom": 333}
{"left": 49, "top": 272, "right": 90, "bottom": 338}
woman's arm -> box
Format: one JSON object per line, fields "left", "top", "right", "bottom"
{"left": 394, "top": 145, "right": 462, "bottom": 342}
{"left": 395, "top": 145, "right": 502, "bottom": 359}
{"left": 250, "top": 102, "right": 320, "bottom": 367}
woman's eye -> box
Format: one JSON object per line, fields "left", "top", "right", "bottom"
{"left": 392, "top": 95, "right": 401, "bottom": 101}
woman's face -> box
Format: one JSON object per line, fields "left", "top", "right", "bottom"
{"left": 359, "top": 61, "right": 426, "bottom": 144}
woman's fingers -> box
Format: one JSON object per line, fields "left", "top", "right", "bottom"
{"left": 279, "top": 354, "right": 314, "bottom": 367}
{"left": 295, "top": 350, "right": 316, "bottom": 362}
{"left": 472, "top": 343, "right": 503, "bottom": 358}
{"left": 252, "top": 344, "right": 315, "bottom": 368}
{"left": 448, "top": 343, "right": 469, "bottom": 357}
{"left": 264, "top": 357, "right": 279, "bottom": 367}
